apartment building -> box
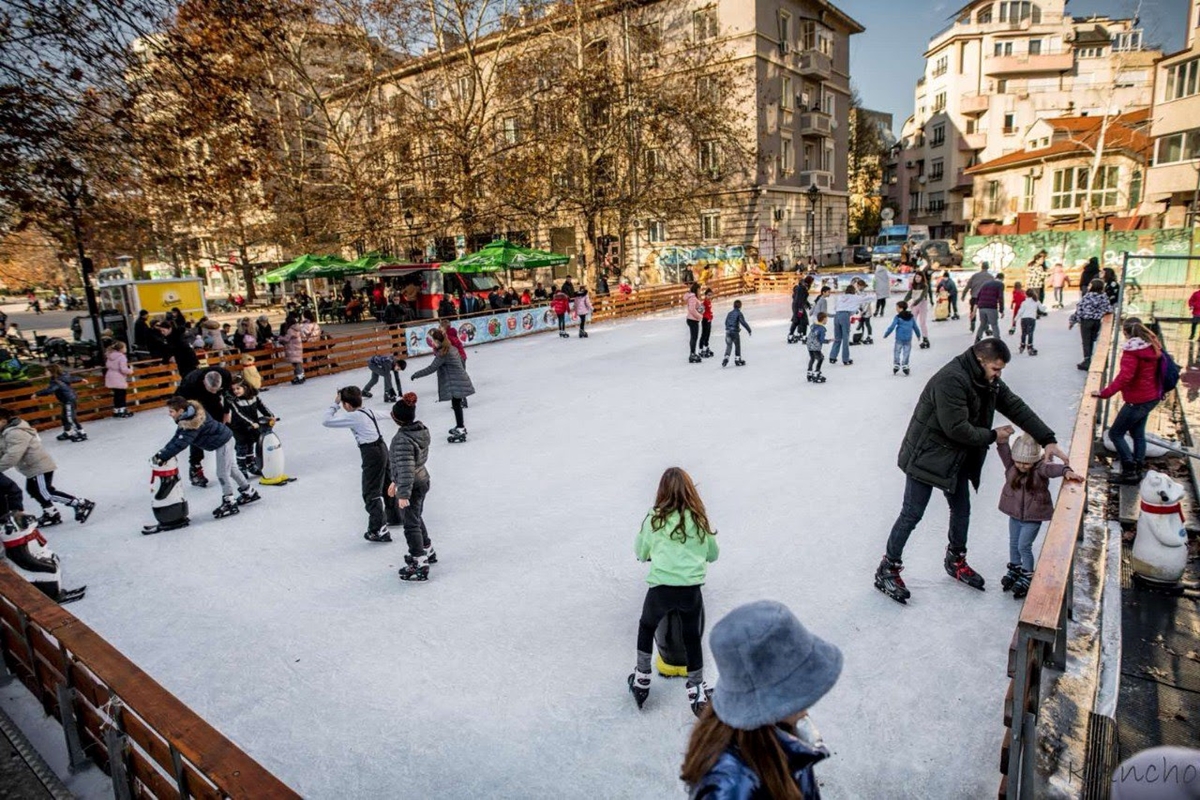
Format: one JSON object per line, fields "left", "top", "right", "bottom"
{"left": 885, "top": 0, "right": 1157, "bottom": 239}
{"left": 1143, "top": 1, "right": 1200, "bottom": 227}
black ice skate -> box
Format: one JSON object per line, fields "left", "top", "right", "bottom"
{"left": 364, "top": 527, "right": 393, "bottom": 543}
{"left": 874, "top": 556, "right": 911, "bottom": 604}
{"left": 38, "top": 509, "right": 62, "bottom": 527}
{"left": 734, "top": 358, "right": 745, "bottom": 367}
{"left": 236, "top": 487, "right": 261, "bottom": 505}
{"left": 189, "top": 465, "right": 209, "bottom": 488}
{"left": 628, "top": 670, "right": 651, "bottom": 709}
{"left": 1018, "top": 343, "right": 1026, "bottom": 353}
{"left": 56, "top": 432, "right": 72, "bottom": 441}
{"left": 405, "top": 547, "right": 437, "bottom": 567}
{"left": 559, "top": 331, "right": 569, "bottom": 339}
{"left": 903, "top": 366, "right": 910, "bottom": 376}
{"left": 688, "top": 353, "right": 702, "bottom": 363}
{"left": 787, "top": 335, "right": 798, "bottom": 344}
{"left": 398, "top": 554, "right": 430, "bottom": 581}
{"left": 863, "top": 336, "right": 874, "bottom": 345}
{"left": 70, "top": 431, "right": 87, "bottom": 442}
{"left": 919, "top": 339, "right": 931, "bottom": 349}
{"left": 212, "top": 497, "right": 240, "bottom": 519}
{"left": 290, "top": 376, "right": 306, "bottom": 385}
{"left": 1001, "top": 562, "right": 1021, "bottom": 592}
{"left": 687, "top": 681, "right": 712, "bottom": 718}
{"left": 383, "top": 391, "right": 397, "bottom": 404}
{"left": 812, "top": 372, "right": 827, "bottom": 383}
{"left": 361, "top": 390, "right": 374, "bottom": 398}
{"left": 579, "top": 330, "right": 589, "bottom": 338}
{"left": 57, "top": 586, "right": 87, "bottom": 604}
{"left": 701, "top": 348, "right": 714, "bottom": 358}
{"left": 142, "top": 519, "right": 189, "bottom": 535}
{"left": 722, "top": 358, "right": 728, "bottom": 367}
{"left": 1028, "top": 347, "right": 1038, "bottom": 356}
{"left": 1011, "top": 569, "right": 1034, "bottom": 599}
{"left": 893, "top": 364, "right": 900, "bottom": 375}
{"left": 447, "top": 427, "right": 468, "bottom": 444}
{"left": 73, "top": 499, "right": 95, "bottom": 524}
{"left": 944, "top": 548, "right": 986, "bottom": 590}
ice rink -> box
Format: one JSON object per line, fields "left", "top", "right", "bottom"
{"left": 3, "top": 292, "right": 1087, "bottom": 798}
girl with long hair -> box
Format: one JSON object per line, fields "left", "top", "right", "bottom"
{"left": 685, "top": 282, "right": 704, "bottom": 363}
{"left": 628, "top": 467, "right": 719, "bottom": 716}
{"left": 903, "top": 271, "right": 933, "bottom": 350}
{"left": 1094, "top": 317, "right": 1164, "bottom": 483}
{"left": 410, "top": 328, "right": 475, "bottom": 442}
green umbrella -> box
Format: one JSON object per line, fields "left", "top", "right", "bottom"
{"left": 259, "top": 254, "right": 345, "bottom": 283}
{"left": 441, "top": 240, "right": 569, "bottom": 273}
{"left": 305, "top": 253, "right": 383, "bottom": 280}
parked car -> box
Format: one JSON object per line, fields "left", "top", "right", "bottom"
{"left": 851, "top": 245, "right": 873, "bottom": 265}
{"left": 917, "top": 239, "right": 962, "bottom": 268}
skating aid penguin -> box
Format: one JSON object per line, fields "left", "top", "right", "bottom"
{"left": 1, "top": 511, "right": 86, "bottom": 603}
{"left": 1132, "top": 470, "right": 1190, "bottom": 588}
{"left": 256, "top": 417, "right": 294, "bottom": 486}
{"left": 143, "top": 456, "right": 190, "bottom": 534}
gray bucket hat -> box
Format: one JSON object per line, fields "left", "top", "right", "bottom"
{"left": 710, "top": 600, "right": 843, "bottom": 730}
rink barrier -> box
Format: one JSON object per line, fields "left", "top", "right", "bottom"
{"left": 0, "top": 568, "right": 299, "bottom": 799}
{"left": 999, "top": 317, "right": 1115, "bottom": 800}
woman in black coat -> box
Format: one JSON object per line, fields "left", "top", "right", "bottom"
{"left": 1079, "top": 257, "right": 1100, "bottom": 298}
{"left": 157, "top": 320, "right": 199, "bottom": 377}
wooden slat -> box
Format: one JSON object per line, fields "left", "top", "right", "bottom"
{"left": 129, "top": 745, "right": 179, "bottom": 800}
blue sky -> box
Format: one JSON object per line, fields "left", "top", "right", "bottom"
{"left": 838, "top": 0, "right": 1191, "bottom": 135}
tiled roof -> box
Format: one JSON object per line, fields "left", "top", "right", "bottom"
{"left": 965, "top": 110, "right": 1151, "bottom": 174}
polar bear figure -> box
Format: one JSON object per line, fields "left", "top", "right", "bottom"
{"left": 1132, "top": 470, "right": 1189, "bottom": 585}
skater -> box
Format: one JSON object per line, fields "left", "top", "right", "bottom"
{"left": 1050, "top": 263, "right": 1067, "bottom": 308}
{"left": 830, "top": 282, "right": 869, "bottom": 365}
{"left": 806, "top": 312, "right": 829, "bottom": 384}
{"left": 812, "top": 284, "right": 831, "bottom": 322}
{"left": 874, "top": 263, "right": 891, "bottom": 316}
{"left": 1068, "top": 279, "right": 1112, "bottom": 370}
{"left": 1007, "top": 281, "right": 1025, "bottom": 335}
{"left": 938, "top": 271, "right": 960, "bottom": 319}
{"left": 1015, "top": 288, "right": 1047, "bottom": 355}
{"left": 153, "top": 397, "right": 258, "bottom": 518}
{"left": 721, "top": 300, "right": 752, "bottom": 367}
{"left": 225, "top": 378, "right": 274, "bottom": 477}
{"left": 698, "top": 289, "right": 714, "bottom": 357}
{"left": 0, "top": 407, "right": 94, "bottom": 526}
{"left": 627, "top": 467, "right": 719, "bottom": 716}
{"left": 965, "top": 261, "right": 993, "bottom": 333}
{"left": 277, "top": 313, "right": 306, "bottom": 384}
{"left": 322, "top": 386, "right": 400, "bottom": 540}
{"left": 684, "top": 282, "right": 703, "bottom": 363}
{"left": 883, "top": 300, "right": 922, "bottom": 376}
{"left": 853, "top": 290, "right": 874, "bottom": 344}
{"left": 1024, "top": 250, "right": 1048, "bottom": 297}
{"left": 410, "top": 328, "right": 475, "bottom": 443}
{"left": 104, "top": 341, "right": 134, "bottom": 418}
{"left": 973, "top": 271, "right": 1005, "bottom": 342}
{"left": 1079, "top": 256, "right": 1100, "bottom": 299}
{"left": 575, "top": 286, "right": 594, "bottom": 338}
{"left": 681, "top": 600, "right": 842, "bottom": 799}
{"left": 388, "top": 393, "right": 437, "bottom": 581}
{"left": 998, "top": 434, "right": 1082, "bottom": 598}
{"left": 362, "top": 351, "right": 407, "bottom": 402}
{"left": 176, "top": 366, "right": 234, "bottom": 487}
{"left": 551, "top": 285, "right": 571, "bottom": 338}
{"left": 874, "top": 338, "right": 1066, "bottom": 603}
{"left": 1189, "top": 285, "right": 1200, "bottom": 340}
{"left": 34, "top": 364, "right": 87, "bottom": 442}
{"left": 904, "top": 271, "right": 933, "bottom": 350}
{"left": 1102, "top": 267, "right": 1121, "bottom": 307}
{"left": 787, "top": 275, "right": 812, "bottom": 343}
{"left": 1094, "top": 317, "right": 1164, "bottom": 484}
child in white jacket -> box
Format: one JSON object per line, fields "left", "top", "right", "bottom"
{"left": 1015, "top": 288, "right": 1048, "bottom": 356}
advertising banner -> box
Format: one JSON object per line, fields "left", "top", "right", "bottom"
{"left": 404, "top": 306, "right": 570, "bottom": 356}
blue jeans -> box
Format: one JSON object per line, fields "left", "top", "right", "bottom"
{"left": 1008, "top": 518, "right": 1043, "bottom": 571}
{"left": 1109, "top": 399, "right": 1159, "bottom": 466}
{"left": 893, "top": 339, "right": 912, "bottom": 367}
{"left": 831, "top": 311, "right": 852, "bottom": 362}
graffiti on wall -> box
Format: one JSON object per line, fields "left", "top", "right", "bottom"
{"left": 965, "top": 229, "right": 1200, "bottom": 285}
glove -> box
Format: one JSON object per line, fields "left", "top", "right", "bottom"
{"left": 150, "top": 455, "right": 165, "bottom": 466}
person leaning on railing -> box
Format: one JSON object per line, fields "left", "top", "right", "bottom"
{"left": 1092, "top": 317, "right": 1164, "bottom": 486}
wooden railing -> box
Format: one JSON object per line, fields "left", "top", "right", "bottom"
{"left": 1000, "top": 318, "right": 1115, "bottom": 799}
{"left": 0, "top": 569, "right": 298, "bottom": 799}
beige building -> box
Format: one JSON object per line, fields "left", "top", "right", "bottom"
{"left": 1143, "top": 1, "right": 1200, "bottom": 227}
{"left": 886, "top": 0, "right": 1157, "bottom": 239}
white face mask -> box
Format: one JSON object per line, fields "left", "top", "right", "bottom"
{"left": 793, "top": 714, "right": 826, "bottom": 751}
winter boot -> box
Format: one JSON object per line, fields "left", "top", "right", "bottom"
{"left": 364, "top": 526, "right": 393, "bottom": 543}
{"left": 687, "top": 681, "right": 712, "bottom": 718}
{"left": 874, "top": 556, "right": 910, "bottom": 603}
{"left": 398, "top": 554, "right": 430, "bottom": 581}
{"left": 38, "top": 508, "right": 63, "bottom": 527}
{"left": 73, "top": 499, "right": 95, "bottom": 524}
{"left": 212, "top": 497, "right": 240, "bottom": 519}
{"left": 944, "top": 548, "right": 986, "bottom": 590}
{"left": 236, "top": 487, "right": 261, "bottom": 505}
{"left": 1117, "top": 462, "right": 1143, "bottom": 485}
{"left": 1000, "top": 562, "right": 1022, "bottom": 592}
{"left": 189, "top": 465, "right": 209, "bottom": 488}
{"left": 628, "top": 670, "right": 651, "bottom": 709}
{"left": 1011, "top": 569, "right": 1034, "bottom": 599}
{"left": 735, "top": 358, "right": 745, "bottom": 367}
{"left": 721, "top": 357, "right": 728, "bottom": 367}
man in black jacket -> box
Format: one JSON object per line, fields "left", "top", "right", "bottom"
{"left": 874, "top": 338, "right": 1069, "bottom": 603}
{"left": 176, "top": 366, "right": 234, "bottom": 487}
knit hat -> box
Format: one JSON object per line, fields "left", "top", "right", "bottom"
{"left": 392, "top": 392, "right": 418, "bottom": 424}
{"left": 1010, "top": 434, "right": 1043, "bottom": 464}
{"left": 710, "top": 600, "right": 843, "bottom": 730}
{"left": 203, "top": 371, "right": 223, "bottom": 392}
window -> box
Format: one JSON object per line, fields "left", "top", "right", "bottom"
{"left": 699, "top": 139, "right": 720, "bottom": 173}
{"left": 996, "top": 79, "right": 1008, "bottom": 93}
{"left": 780, "top": 136, "right": 794, "bottom": 174}
{"left": 821, "top": 92, "right": 835, "bottom": 116}
{"left": 697, "top": 75, "right": 720, "bottom": 105}
{"left": 931, "top": 124, "right": 946, "bottom": 147}
{"left": 1003, "top": 113, "right": 1016, "bottom": 134}
{"left": 457, "top": 75, "right": 474, "bottom": 101}
{"left": 648, "top": 220, "right": 666, "bottom": 243}
{"left": 933, "top": 55, "right": 948, "bottom": 77}
{"left": 1155, "top": 129, "right": 1200, "bottom": 164}
{"left": 700, "top": 212, "right": 721, "bottom": 240}
{"left": 1112, "top": 30, "right": 1142, "bottom": 52}
{"left": 778, "top": 11, "right": 791, "bottom": 51}
{"left": 928, "top": 192, "right": 946, "bottom": 213}
{"left": 1089, "top": 166, "right": 1120, "bottom": 208}
{"left": 421, "top": 87, "right": 438, "bottom": 109}
{"left": 1028, "top": 39, "right": 1041, "bottom": 55}
{"left": 987, "top": 180, "right": 1002, "bottom": 214}
{"left": 633, "top": 22, "right": 662, "bottom": 52}
{"left": 932, "top": 92, "right": 947, "bottom": 112}
{"left": 501, "top": 117, "right": 519, "bottom": 145}
{"left": 1115, "top": 70, "right": 1148, "bottom": 88}
{"left": 801, "top": 21, "right": 834, "bottom": 57}
{"left": 821, "top": 142, "right": 834, "bottom": 172}
{"left": 693, "top": 7, "right": 718, "bottom": 42}
{"left": 1165, "top": 58, "right": 1200, "bottom": 102}
{"left": 781, "top": 76, "right": 793, "bottom": 109}
{"left": 1022, "top": 173, "right": 1037, "bottom": 211}
{"left": 978, "top": 5, "right": 993, "bottom": 24}
{"left": 994, "top": 41, "right": 1013, "bottom": 57}
{"left": 930, "top": 158, "right": 944, "bottom": 181}
{"left": 644, "top": 148, "right": 663, "bottom": 178}
{"left": 1077, "top": 46, "right": 1106, "bottom": 59}
{"left": 1129, "top": 169, "right": 1142, "bottom": 208}
{"left": 999, "top": 2, "right": 1040, "bottom": 24}
{"left": 1051, "top": 167, "right": 1087, "bottom": 209}
{"left": 824, "top": 205, "right": 833, "bottom": 232}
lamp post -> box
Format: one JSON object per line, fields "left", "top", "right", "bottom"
{"left": 807, "top": 184, "right": 820, "bottom": 264}
{"left": 403, "top": 209, "right": 415, "bottom": 261}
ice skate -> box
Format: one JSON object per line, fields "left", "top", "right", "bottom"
{"left": 559, "top": 331, "right": 569, "bottom": 339}
{"left": 212, "top": 497, "right": 240, "bottom": 519}
{"left": 806, "top": 371, "right": 814, "bottom": 382}
{"left": 1011, "top": 569, "right": 1033, "bottom": 599}
{"left": 1000, "top": 562, "right": 1021, "bottom": 592}
{"left": 361, "top": 390, "right": 374, "bottom": 398}
{"left": 398, "top": 554, "right": 430, "bottom": 581}
{"left": 447, "top": 427, "right": 468, "bottom": 444}
{"left": 405, "top": 547, "right": 437, "bottom": 568}
{"left": 236, "top": 487, "right": 261, "bottom": 505}
{"left": 189, "top": 465, "right": 209, "bottom": 488}
{"left": 628, "top": 670, "right": 651, "bottom": 709}
{"left": 290, "top": 376, "right": 306, "bottom": 385}
{"left": 874, "top": 556, "right": 910, "bottom": 603}
{"left": 722, "top": 358, "right": 728, "bottom": 367}
{"left": 364, "top": 526, "right": 393, "bottom": 543}
{"left": 37, "top": 508, "right": 63, "bottom": 527}
{"left": 893, "top": 364, "right": 900, "bottom": 375}
{"left": 1018, "top": 343, "right": 1026, "bottom": 353}
{"left": 579, "top": 330, "right": 589, "bottom": 338}
{"left": 734, "top": 358, "right": 745, "bottom": 367}
{"left": 864, "top": 336, "right": 874, "bottom": 345}
{"left": 142, "top": 519, "right": 189, "bottom": 535}
{"left": 829, "top": 358, "right": 837, "bottom": 365}
{"left": 114, "top": 410, "right": 133, "bottom": 419}
{"left": 813, "top": 372, "right": 826, "bottom": 383}
{"left": 73, "top": 499, "right": 95, "bottom": 524}
{"left": 1028, "top": 347, "right": 1038, "bottom": 356}
{"left": 70, "top": 431, "right": 87, "bottom": 442}
{"left": 56, "top": 432, "right": 72, "bottom": 441}
{"left": 902, "top": 366, "right": 910, "bottom": 376}
{"left": 919, "top": 339, "right": 930, "bottom": 349}
{"left": 688, "top": 353, "right": 702, "bottom": 364}
{"left": 787, "top": 335, "right": 797, "bottom": 344}
{"left": 944, "top": 548, "right": 985, "bottom": 590}
{"left": 384, "top": 391, "right": 397, "bottom": 403}
{"left": 843, "top": 359, "right": 853, "bottom": 365}
{"left": 687, "top": 681, "right": 712, "bottom": 717}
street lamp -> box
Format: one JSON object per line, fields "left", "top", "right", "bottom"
{"left": 807, "top": 184, "right": 821, "bottom": 263}
{"left": 403, "top": 209, "right": 415, "bottom": 261}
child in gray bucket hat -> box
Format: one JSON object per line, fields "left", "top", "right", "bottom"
{"left": 681, "top": 600, "right": 843, "bottom": 799}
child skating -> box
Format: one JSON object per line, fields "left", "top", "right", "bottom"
{"left": 806, "top": 311, "right": 829, "bottom": 383}
{"left": 388, "top": 393, "right": 437, "bottom": 581}
{"left": 1015, "top": 288, "right": 1047, "bottom": 355}
{"left": 362, "top": 351, "right": 407, "bottom": 403}
{"left": 721, "top": 299, "right": 752, "bottom": 367}
{"left": 104, "top": 341, "right": 134, "bottom": 418}
{"left": 551, "top": 287, "right": 571, "bottom": 339}
{"left": 699, "top": 289, "right": 714, "bottom": 358}
{"left": 35, "top": 364, "right": 87, "bottom": 441}
{"left": 997, "top": 434, "right": 1082, "bottom": 597}
{"left": 628, "top": 466, "right": 719, "bottom": 717}
{"left": 883, "top": 300, "right": 922, "bottom": 376}
{"left": 225, "top": 378, "right": 275, "bottom": 477}
{"left": 574, "top": 287, "right": 594, "bottom": 338}
{"left": 0, "top": 407, "right": 95, "bottom": 526}
{"left": 410, "top": 329, "right": 475, "bottom": 443}
{"left": 322, "top": 386, "right": 399, "bottom": 540}
{"left": 153, "top": 397, "right": 260, "bottom": 519}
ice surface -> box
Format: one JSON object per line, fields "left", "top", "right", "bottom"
{"left": 1, "top": 293, "right": 1085, "bottom": 798}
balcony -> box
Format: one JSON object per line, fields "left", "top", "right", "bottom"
{"left": 796, "top": 50, "right": 832, "bottom": 80}
{"left": 797, "top": 110, "right": 833, "bottom": 138}
{"left": 959, "top": 132, "right": 986, "bottom": 151}
{"left": 798, "top": 169, "right": 833, "bottom": 190}
{"left": 983, "top": 51, "right": 1073, "bottom": 76}
{"left": 960, "top": 92, "right": 989, "bottom": 115}
{"left": 949, "top": 169, "right": 975, "bottom": 194}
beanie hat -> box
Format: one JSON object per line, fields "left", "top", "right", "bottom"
{"left": 203, "top": 371, "right": 223, "bottom": 392}
{"left": 392, "top": 392, "right": 418, "bottom": 424}
{"left": 1010, "top": 434, "right": 1043, "bottom": 464}
{"left": 710, "top": 600, "right": 843, "bottom": 730}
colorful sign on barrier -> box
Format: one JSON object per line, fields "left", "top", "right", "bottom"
{"left": 404, "top": 305, "right": 570, "bottom": 356}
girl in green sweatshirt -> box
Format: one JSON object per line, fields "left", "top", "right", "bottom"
{"left": 628, "top": 467, "right": 719, "bottom": 717}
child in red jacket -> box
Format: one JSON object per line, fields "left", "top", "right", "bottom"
{"left": 698, "top": 288, "right": 715, "bottom": 358}
{"left": 551, "top": 289, "right": 571, "bottom": 339}
{"left": 1092, "top": 318, "right": 1164, "bottom": 483}
{"left": 1008, "top": 281, "right": 1026, "bottom": 335}
{"left": 1189, "top": 286, "right": 1200, "bottom": 340}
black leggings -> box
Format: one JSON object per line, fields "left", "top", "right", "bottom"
{"left": 637, "top": 585, "right": 704, "bottom": 672}
{"left": 1191, "top": 317, "right": 1199, "bottom": 339}
{"left": 807, "top": 351, "right": 825, "bottom": 372}
{"left": 875, "top": 298, "right": 886, "bottom": 316}
{"left": 699, "top": 320, "right": 712, "bottom": 349}
{"left": 687, "top": 319, "right": 699, "bottom": 354}
{"left": 112, "top": 388, "right": 127, "bottom": 409}
{"left": 578, "top": 315, "right": 587, "bottom": 334}
{"left": 452, "top": 397, "right": 465, "bottom": 428}
{"left": 0, "top": 473, "right": 24, "bottom": 515}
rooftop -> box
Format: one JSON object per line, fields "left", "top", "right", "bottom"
{"left": 966, "top": 109, "right": 1152, "bottom": 174}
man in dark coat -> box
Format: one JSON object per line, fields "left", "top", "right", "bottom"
{"left": 175, "top": 367, "right": 234, "bottom": 486}
{"left": 874, "top": 338, "right": 1070, "bottom": 603}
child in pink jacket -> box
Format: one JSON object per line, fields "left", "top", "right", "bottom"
{"left": 574, "top": 288, "right": 594, "bottom": 339}
{"left": 685, "top": 282, "right": 703, "bottom": 363}
{"left": 104, "top": 342, "right": 134, "bottom": 418}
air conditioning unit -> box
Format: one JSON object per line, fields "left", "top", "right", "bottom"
{"left": 639, "top": 53, "right": 657, "bottom": 69}
{"left": 798, "top": 93, "right": 809, "bottom": 108}
{"left": 918, "top": 175, "right": 927, "bottom": 184}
